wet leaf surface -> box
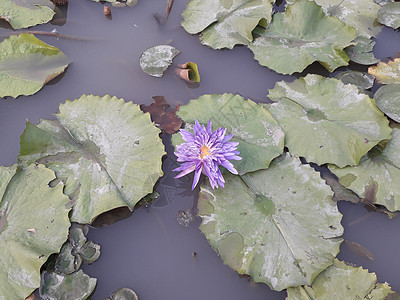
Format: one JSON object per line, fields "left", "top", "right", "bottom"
{"left": 375, "top": 84, "right": 400, "bottom": 122}
{"left": 139, "top": 45, "right": 180, "bottom": 77}
{"left": 378, "top": 2, "right": 400, "bottom": 29}
{"left": 19, "top": 94, "right": 165, "bottom": 224}
{"left": 345, "top": 37, "right": 380, "bottom": 65}
{"left": 369, "top": 57, "right": 400, "bottom": 84}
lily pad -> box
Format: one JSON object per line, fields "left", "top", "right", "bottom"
{"left": 368, "top": 58, "right": 400, "bottom": 84}
{"left": 330, "top": 128, "right": 400, "bottom": 212}
{"left": 19, "top": 94, "right": 165, "bottom": 224}
{"left": 0, "top": 0, "right": 55, "bottom": 29}
{"left": 374, "top": 84, "right": 400, "bottom": 122}
{"left": 287, "top": 260, "right": 396, "bottom": 299}
{"left": 107, "top": 288, "right": 139, "bottom": 300}
{"left": 334, "top": 71, "right": 375, "bottom": 91}
{"left": 345, "top": 36, "right": 380, "bottom": 65}
{"left": 268, "top": 74, "right": 392, "bottom": 167}
{"left": 0, "top": 33, "right": 69, "bottom": 98}
{"left": 174, "top": 93, "right": 285, "bottom": 175}
{"left": 139, "top": 45, "right": 180, "bottom": 77}
{"left": 40, "top": 270, "right": 97, "bottom": 300}
{"left": 0, "top": 164, "right": 71, "bottom": 299}
{"left": 92, "top": 0, "right": 137, "bottom": 6}
{"left": 181, "top": 0, "right": 273, "bottom": 49}
{"left": 198, "top": 153, "right": 343, "bottom": 291}
{"left": 248, "top": 0, "right": 356, "bottom": 75}
{"left": 378, "top": 2, "right": 400, "bottom": 29}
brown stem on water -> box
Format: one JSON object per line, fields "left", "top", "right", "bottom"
{"left": 0, "top": 31, "right": 95, "bottom": 41}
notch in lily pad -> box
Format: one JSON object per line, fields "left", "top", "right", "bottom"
{"left": 176, "top": 62, "right": 200, "bottom": 83}
{"left": 139, "top": 45, "right": 180, "bottom": 77}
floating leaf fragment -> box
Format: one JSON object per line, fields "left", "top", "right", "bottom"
{"left": 369, "top": 57, "right": 400, "bottom": 84}
{"left": 198, "top": 153, "right": 343, "bottom": 291}
{"left": 139, "top": 45, "right": 180, "bottom": 77}
{"left": 173, "top": 93, "right": 285, "bottom": 175}
{"left": 0, "top": 33, "right": 69, "bottom": 98}
{"left": 19, "top": 94, "right": 165, "bottom": 224}
{"left": 267, "top": 74, "right": 392, "bottom": 167}
{"left": 378, "top": 2, "right": 400, "bottom": 29}
{"left": 248, "top": 0, "right": 356, "bottom": 75}
{"left": 0, "top": 164, "right": 71, "bottom": 299}
{"left": 181, "top": 0, "right": 273, "bottom": 49}
{"left": 330, "top": 128, "right": 400, "bottom": 212}
{"left": 140, "top": 96, "right": 183, "bottom": 134}
{"left": 0, "top": 0, "right": 55, "bottom": 29}
{"left": 345, "top": 36, "right": 380, "bottom": 65}
{"left": 92, "top": 0, "right": 137, "bottom": 7}
{"left": 176, "top": 62, "right": 200, "bottom": 83}
{"left": 375, "top": 84, "right": 400, "bottom": 122}
{"left": 287, "top": 260, "right": 396, "bottom": 299}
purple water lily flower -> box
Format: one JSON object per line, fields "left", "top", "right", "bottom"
{"left": 173, "top": 119, "right": 242, "bottom": 190}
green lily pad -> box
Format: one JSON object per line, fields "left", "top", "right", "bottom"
{"left": 181, "top": 0, "right": 273, "bottom": 49}
{"left": 107, "top": 288, "right": 139, "bottom": 300}
{"left": 198, "top": 153, "right": 343, "bottom": 291}
{"left": 174, "top": 93, "right": 285, "bottom": 175}
{"left": 345, "top": 36, "right": 380, "bottom": 65}
{"left": 375, "top": 84, "right": 400, "bottom": 122}
{"left": 40, "top": 269, "right": 97, "bottom": 300}
{"left": 0, "top": 0, "right": 55, "bottom": 29}
{"left": 315, "top": 0, "right": 382, "bottom": 38}
{"left": 248, "top": 0, "right": 356, "bottom": 75}
{"left": 334, "top": 71, "right": 375, "bottom": 91}
{"left": 378, "top": 2, "right": 400, "bottom": 29}
{"left": 0, "top": 164, "right": 71, "bottom": 299}
{"left": 287, "top": 260, "right": 396, "bottom": 299}
{"left": 330, "top": 128, "right": 400, "bottom": 212}
{"left": 0, "top": 33, "right": 69, "bottom": 98}
{"left": 55, "top": 243, "right": 81, "bottom": 275}
{"left": 268, "top": 74, "right": 392, "bottom": 167}
{"left": 139, "top": 45, "right": 180, "bottom": 77}
{"left": 19, "top": 94, "right": 165, "bottom": 224}
{"left": 368, "top": 58, "right": 400, "bottom": 84}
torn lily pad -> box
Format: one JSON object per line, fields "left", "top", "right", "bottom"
{"left": 139, "top": 45, "right": 180, "bottom": 77}
{"left": 369, "top": 57, "right": 400, "bottom": 84}
{"left": 173, "top": 93, "right": 284, "bottom": 175}
{"left": 19, "top": 94, "right": 165, "bottom": 224}
{"left": 268, "top": 74, "right": 392, "bottom": 167}
{"left": 181, "top": 0, "right": 273, "bottom": 49}
{"left": 345, "top": 37, "right": 380, "bottom": 65}
{"left": 198, "top": 153, "right": 343, "bottom": 291}
{"left": 375, "top": 84, "right": 400, "bottom": 122}
{"left": 287, "top": 260, "right": 396, "bottom": 299}
{"left": 0, "top": 0, "right": 55, "bottom": 29}
{"left": 378, "top": 2, "right": 400, "bottom": 29}
{"left": 248, "top": 0, "right": 356, "bottom": 75}
{"left": 0, "top": 33, "right": 69, "bottom": 98}
{"left": 330, "top": 128, "right": 400, "bottom": 212}
{"left": 0, "top": 164, "right": 71, "bottom": 299}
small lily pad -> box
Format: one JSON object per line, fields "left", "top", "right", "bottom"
{"left": 368, "top": 58, "right": 400, "bottom": 84}
{"left": 139, "top": 45, "right": 180, "bottom": 77}
{"left": 374, "top": 84, "right": 400, "bottom": 122}
{"left": 345, "top": 36, "right": 380, "bottom": 65}
{"left": 107, "top": 288, "right": 139, "bottom": 300}
{"left": 92, "top": 0, "right": 137, "bottom": 6}
{"left": 334, "top": 71, "right": 375, "bottom": 91}
{"left": 378, "top": 2, "right": 400, "bottom": 29}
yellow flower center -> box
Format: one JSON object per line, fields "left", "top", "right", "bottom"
{"left": 200, "top": 145, "right": 211, "bottom": 159}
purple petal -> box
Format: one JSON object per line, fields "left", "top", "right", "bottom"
{"left": 192, "top": 164, "right": 203, "bottom": 190}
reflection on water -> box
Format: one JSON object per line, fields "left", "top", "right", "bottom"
{"left": 0, "top": 0, "right": 400, "bottom": 299}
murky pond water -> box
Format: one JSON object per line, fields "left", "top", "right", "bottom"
{"left": 1, "top": 0, "right": 400, "bottom": 299}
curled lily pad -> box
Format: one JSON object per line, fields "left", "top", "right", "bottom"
{"left": 176, "top": 62, "right": 200, "bottom": 83}
{"left": 173, "top": 93, "right": 284, "bottom": 175}
{"left": 248, "top": 0, "right": 356, "bottom": 75}
{"left": 368, "top": 57, "right": 400, "bottom": 84}
{"left": 345, "top": 36, "right": 380, "bottom": 65}
{"left": 198, "top": 153, "right": 343, "bottom": 291}
{"left": 139, "top": 45, "right": 180, "bottom": 77}
{"left": 0, "top": 164, "right": 71, "bottom": 299}
{"left": 19, "top": 94, "right": 165, "bottom": 224}
{"left": 0, "top": 33, "right": 69, "bottom": 98}
{"left": 40, "top": 270, "right": 96, "bottom": 300}
{"left": 0, "top": 0, "right": 55, "bottom": 29}
{"left": 287, "top": 260, "right": 396, "bottom": 299}
{"left": 378, "top": 2, "right": 400, "bottom": 29}
{"left": 375, "top": 84, "right": 400, "bottom": 122}
{"left": 330, "top": 128, "right": 400, "bottom": 212}
{"left": 268, "top": 74, "right": 392, "bottom": 167}
{"left": 181, "top": 0, "right": 273, "bottom": 49}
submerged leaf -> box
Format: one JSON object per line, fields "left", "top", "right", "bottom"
{"left": 181, "top": 0, "right": 273, "bottom": 49}
{"left": 139, "top": 45, "right": 180, "bottom": 77}
{"left": 0, "top": 164, "right": 71, "bottom": 299}
{"left": 369, "top": 57, "right": 400, "bottom": 84}
{"left": 174, "top": 93, "right": 284, "bottom": 175}
{"left": 268, "top": 74, "right": 392, "bottom": 167}
{"left": 345, "top": 36, "right": 380, "bottom": 65}
{"left": 108, "top": 288, "right": 139, "bottom": 300}
{"left": 378, "top": 2, "right": 400, "bottom": 29}
{"left": 0, "top": 0, "right": 55, "bottom": 29}
{"left": 248, "top": 0, "right": 356, "bottom": 75}
{"left": 19, "top": 94, "right": 165, "bottom": 223}
{"left": 330, "top": 129, "right": 400, "bottom": 212}
{"left": 374, "top": 84, "right": 400, "bottom": 122}
{"left": 0, "top": 33, "right": 69, "bottom": 98}
{"left": 287, "top": 260, "right": 396, "bottom": 299}
{"left": 334, "top": 71, "right": 375, "bottom": 91}
{"left": 198, "top": 154, "right": 343, "bottom": 291}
